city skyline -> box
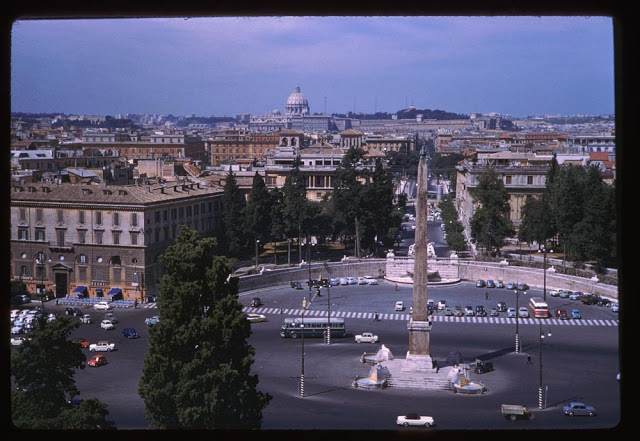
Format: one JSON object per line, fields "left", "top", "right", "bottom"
{"left": 11, "top": 16, "right": 615, "bottom": 118}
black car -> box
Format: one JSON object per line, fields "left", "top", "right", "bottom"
{"left": 597, "top": 298, "right": 612, "bottom": 307}
{"left": 496, "top": 302, "right": 507, "bottom": 312}
{"left": 474, "top": 360, "right": 494, "bottom": 374}
{"left": 581, "top": 295, "right": 599, "bottom": 305}
{"left": 65, "top": 307, "right": 83, "bottom": 316}
{"left": 291, "top": 282, "right": 302, "bottom": 290}
{"left": 475, "top": 306, "right": 487, "bottom": 317}
{"left": 250, "top": 297, "right": 263, "bottom": 307}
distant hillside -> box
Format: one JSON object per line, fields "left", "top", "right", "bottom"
{"left": 332, "top": 108, "right": 468, "bottom": 120}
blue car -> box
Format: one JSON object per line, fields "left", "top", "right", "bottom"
{"left": 145, "top": 316, "right": 160, "bottom": 326}
{"left": 570, "top": 309, "right": 581, "bottom": 319}
{"left": 122, "top": 327, "right": 139, "bottom": 339}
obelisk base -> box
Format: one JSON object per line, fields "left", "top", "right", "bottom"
{"left": 404, "top": 319, "right": 433, "bottom": 371}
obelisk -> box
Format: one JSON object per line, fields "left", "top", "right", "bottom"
{"left": 404, "top": 146, "right": 433, "bottom": 370}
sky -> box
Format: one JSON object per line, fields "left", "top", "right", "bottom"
{"left": 10, "top": 15, "right": 615, "bottom": 118}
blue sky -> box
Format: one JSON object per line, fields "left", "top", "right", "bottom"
{"left": 10, "top": 16, "right": 615, "bottom": 118}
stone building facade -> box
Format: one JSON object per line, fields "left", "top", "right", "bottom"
{"left": 10, "top": 181, "right": 224, "bottom": 301}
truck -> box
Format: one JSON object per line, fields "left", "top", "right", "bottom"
{"left": 89, "top": 341, "right": 115, "bottom": 352}
{"left": 355, "top": 332, "right": 379, "bottom": 343}
{"left": 501, "top": 404, "right": 535, "bottom": 421}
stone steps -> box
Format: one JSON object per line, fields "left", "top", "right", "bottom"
{"left": 386, "top": 374, "right": 451, "bottom": 390}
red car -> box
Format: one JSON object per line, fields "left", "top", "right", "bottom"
{"left": 73, "top": 338, "right": 90, "bottom": 348}
{"left": 87, "top": 354, "right": 107, "bottom": 367}
{"left": 555, "top": 308, "right": 569, "bottom": 320}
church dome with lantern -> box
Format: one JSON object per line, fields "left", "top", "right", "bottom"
{"left": 285, "top": 83, "right": 310, "bottom": 116}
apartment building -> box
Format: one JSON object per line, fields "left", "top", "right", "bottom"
{"left": 10, "top": 181, "right": 224, "bottom": 301}
{"left": 206, "top": 130, "right": 279, "bottom": 166}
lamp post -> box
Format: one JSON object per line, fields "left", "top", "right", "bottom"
{"left": 300, "top": 297, "right": 307, "bottom": 398}
{"left": 326, "top": 283, "right": 331, "bottom": 345}
{"left": 514, "top": 287, "right": 520, "bottom": 353}
{"left": 538, "top": 245, "right": 553, "bottom": 303}
{"left": 35, "top": 256, "right": 50, "bottom": 311}
{"left": 539, "top": 328, "right": 552, "bottom": 409}
{"left": 255, "top": 239, "right": 260, "bottom": 270}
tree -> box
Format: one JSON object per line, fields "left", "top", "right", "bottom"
{"left": 518, "top": 195, "right": 555, "bottom": 248}
{"left": 138, "top": 226, "right": 271, "bottom": 429}
{"left": 11, "top": 316, "right": 116, "bottom": 429}
{"left": 245, "top": 172, "right": 273, "bottom": 261}
{"left": 469, "top": 168, "right": 514, "bottom": 255}
{"left": 220, "top": 170, "right": 246, "bottom": 256}
{"left": 281, "top": 157, "right": 309, "bottom": 260}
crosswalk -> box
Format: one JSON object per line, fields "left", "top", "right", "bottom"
{"left": 143, "top": 302, "right": 618, "bottom": 327}
{"left": 241, "top": 306, "right": 619, "bottom": 327}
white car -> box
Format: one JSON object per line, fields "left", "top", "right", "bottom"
{"left": 396, "top": 413, "right": 436, "bottom": 427}
{"left": 11, "top": 309, "right": 20, "bottom": 320}
{"left": 246, "top": 313, "right": 267, "bottom": 323}
{"left": 507, "top": 307, "right": 517, "bottom": 318}
{"left": 94, "top": 302, "right": 112, "bottom": 310}
{"left": 355, "top": 332, "right": 379, "bottom": 343}
{"left": 80, "top": 314, "right": 92, "bottom": 324}
{"left": 367, "top": 278, "right": 379, "bottom": 285}
{"left": 11, "top": 324, "right": 24, "bottom": 334}
{"left": 11, "top": 336, "right": 28, "bottom": 346}
{"left": 100, "top": 320, "right": 115, "bottom": 330}
{"left": 395, "top": 301, "right": 405, "bottom": 311}
{"left": 89, "top": 341, "right": 115, "bottom": 352}
{"left": 518, "top": 307, "right": 530, "bottom": 318}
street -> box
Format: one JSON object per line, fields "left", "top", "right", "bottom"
{"left": 23, "top": 279, "right": 621, "bottom": 430}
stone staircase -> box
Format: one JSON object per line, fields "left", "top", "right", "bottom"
{"left": 381, "top": 359, "right": 452, "bottom": 390}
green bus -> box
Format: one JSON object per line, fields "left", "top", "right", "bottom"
{"left": 280, "top": 317, "right": 346, "bottom": 339}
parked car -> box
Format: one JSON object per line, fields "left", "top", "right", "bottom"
{"left": 122, "top": 328, "right": 139, "bottom": 339}
{"left": 497, "top": 302, "right": 507, "bottom": 312}
{"left": 329, "top": 278, "right": 339, "bottom": 286}
{"left": 396, "top": 413, "right": 435, "bottom": 427}
{"left": 464, "top": 306, "right": 475, "bottom": 316}
{"left": 145, "top": 316, "right": 160, "bottom": 326}
{"left": 395, "top": 301, "right": 405, "bottom": 311}
{"left": 246, "top": 313, "right": 267, "bottom": 323}
{"left": 570, "top": 309, "right": 582, "bottom": 319}
{"left": 597, "top": 298, "right": 612, "bottom": 307}
{"left": 73, "top": 338, "right": 90, "bottom": 348}
{"left": 506, "top": 282, "right": 516, "bottom": 290}
{"left": 443, "top": 307, "right": 453, "bottom": 316}
{"left": 355, "top": 332, "right": 379, "bottom": 343}
{"left": 11, "top": 336, "right": 28, "bottom": 346}
{"left": 437, "top": 300, "right": 447, "bottom": 310}
{"left": 65, "top": 307, "right": 83, "bottom": 316}
{"left": 476, "top": 280, "right": 485, "bottom": 288}
{"left": 549, "top": 289, "right": 563, "bottom": 297}
{"left": 427, "top": 300, "right": 435, "bottom": 312}
{"left": 291, "top": 282, "right": 303, "bottom": 290}
{"left": 518, "top": 307, "right": 530, "bottom": 318}
{"left": 555, "top": 308, "right": 569, "bottom": 320}
{"left": 611, "top": 303, "right": 619, "bottom": 312}
{"left": 517, "top": 283, "right": 529, "bottom": 291}
{"left": 250, "top": 297, "right": 263, "bottom": 307}
{"left": 569, "top": 291, "right": 583, "bottom": 300}
{"left": 490, "top": 307, "right": 499, "bottom": 316}
{"left": 507, "top": 307, "right": 517, "bottom": 318}
{"left": 474, "top": 360, "right": 494, "bottom": 374}
{"left": 581, "top": 295, "right": 599, "bottom": 305}
{"left": 87, "top": 354, "right": 107, "bottom": 367}
{"left": 496, "top": 280, "right": 505, "bottom": 288}
{"left": 367, "top": 278, "right": 379, "bottom": 285}
{"left": 454, "top": 306, "right": 464, "bottom": 317}
{"left": 346, "top": 277, "right": 357, "bottom": 285}
{"left": 100, "top": 320, "right": 115, "bottom": 330}
{"left": 103, "top": 312, "right": 118, "bottom": 323}
{"left": 339, "top": 278, "right": 348, "bottom": 285}
{"left": 486, "top": 279, "right": 495, "bottom": 288}
{"left": 475, "top": 306, "right": 487, "bottom": 317}
{"left": 357, "top": 277, "right": 368, "bottom": 285}
{"left": 559, "top": 290, "right": 571, "bottom": 299}
{"left": 563, "top": 402, "right": 596, "bottom": 417}
{"left": 94, "top": 302, "right": 112, "bottom": 311}
{"left": 11, "top": 324, "right": 23, "bottom": 335}
{"left": 89, "top": 341, "right": 115, "bottom": 352}
{"left": 80, "top": 314, "right": 92, "bottom": 324}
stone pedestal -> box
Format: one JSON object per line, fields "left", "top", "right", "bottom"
{"left": 404, "top": 319, "right": 433, "bottom": 370}
{"left": 402, "top": 353, "right": 434, "bottom": 371}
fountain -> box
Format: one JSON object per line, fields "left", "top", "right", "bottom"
{"left": 360, "top": 344, "right": 394, "bottom": 365}
{"left": 446, "top": 364, "right": 487, "bottom": 394}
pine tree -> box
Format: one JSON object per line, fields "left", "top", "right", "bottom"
{"left": 221, "top": 170, "right": 247, "bottom": 256}
{"left": 138, "top": 226, "right": 271, "bottom": 429}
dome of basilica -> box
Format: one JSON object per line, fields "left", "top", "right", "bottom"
{"left": 286, "top": 84, "right": 310, "bottom": 115}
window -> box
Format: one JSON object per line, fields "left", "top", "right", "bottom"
{"left": 19, "top": 208, "right": 26, "bottom": 221}
{"left": 35, "top": 229, "right": 45, "bottom": 241}
{"left": 527, "top": 176, "right": 533, "bottom": 185}
{"left": 57, "top": 209, "right": 64, "bottom": 223}
{"left": 78, "top": 254, "right": 87, "bottom": 264}
{"left": 78, "top": 267, "right": 87, "bottom": 281}
{"left": 154, "top": 229, "right": 160, "bottom": 243}
{"left": 112, "top": 231, "right": 121, "bottom": 245}
{"left": 130, "top": 231, "right": 139, "bottom": 245}
{"left": 18, "top": 228, "right": 28, "bottom": 240}
{"left": 56, "top": 230, "right": 65, "bottom": 247}
{"left": 163, "top": 210, "right": 168, "bottom": 221}
{"left": 505, "top": 176, "right": 512, "bottom": 185}
{"left": 36, "top": 209, "right": 43, "bottom": 222}
{"left": 96, "top": 211, "right": 102, "bottom": 225}
{"left": 131, "top": 213, "right": 138, "bottom": 227}
{"left": 78, "top": 230, "right": 86, "bottom": 244}
{"left": 78, "top": 211, "right": 85, "bottom": 224}
{"left": 155, "top": 211, "right": 161, "bottom": 223}
{"left": 179, "top": 207, "right": 184, "bottom": 219}
{"left": 113, "top": 267, "right": 122, "bottom": 283}
{"left": 113, "top": 212, "right": 120, "bottom": 226}
{"left": 95, "top": 231, "right": 103, "bottom": 245}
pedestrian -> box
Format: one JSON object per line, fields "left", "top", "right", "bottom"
{"left": 485, "top": 292, "right": 489, "bottom": 300}
{"left": 279, "top": 306, "right": 283, "bottom": 314}
{"left": 55, "top": 298, "right": 58, "bottom": 306}
{"left": 395, "top": 283, "right": 398, "bottom": 291}
{"left": 527, "top": 355, "right": 533, "bottom": 364}
{"left": 374, "top": 312, "right": 379, "bottom": 322}
{"left": 134, "top": 299, "right": 138, "bottom": 309}
{"left": 433, "top": 359, "right": 439, "bottom": 373}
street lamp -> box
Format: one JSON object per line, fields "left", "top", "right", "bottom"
{"left": 35, "top": 255, "right": 50, "bottom": 311}
{"left": 326, "top": 283, "right": 331, "bottom": 345}
{"left": 539, "top": 328, "right": 552, "bottom": 409}
{"left": 300, "top": 297, "right": 307, "bottom": 398}
{"left": 538, "top": 245, "right": 553, "bottom": 302}
{"left": 514, "top": 285, "right": 527, "bottom": 353}
{"left": 255, "top": 239, "right": 260, "bottom": 270}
